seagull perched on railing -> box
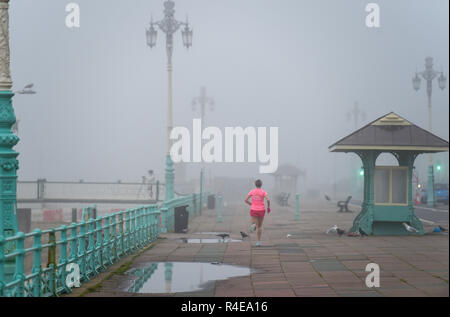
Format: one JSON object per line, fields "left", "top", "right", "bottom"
{"left": 402, "top": 223, "right": 419, "bottom": 234}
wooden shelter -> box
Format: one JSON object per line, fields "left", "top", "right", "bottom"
{"left": 329, "top": 112, "right": 449, "bottom": 235}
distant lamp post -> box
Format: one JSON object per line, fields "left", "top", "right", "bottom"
{"left": 146, "top": 0, "right": 193, "bottom": 202}
{"left": 412, "top": 57, "right": 447, "bottom": 207}
{"left": 192, "top": 86, "right": 214, "bottom": 210}
{"left": 347, "top": 102, "right": 366, "bottom": 198}
{"left": 347, "top": 101, "right": 366, "bottom": 130}
{"left": 192, "top": 86, "right": 214, "bottom": 126}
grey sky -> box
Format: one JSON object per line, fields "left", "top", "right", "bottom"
{"left": 9, "top": 0, "right": 449, "bottom": 188}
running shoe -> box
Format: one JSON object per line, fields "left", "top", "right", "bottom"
{"left": 255, "top": 241, "right": 261, "bottom": 247}
{"left": 249, "top": 223, "right": 256, "bottom": 233}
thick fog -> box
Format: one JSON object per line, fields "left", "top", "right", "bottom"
{"left": 9, "top": 0, "right": 449, "bottom": 194}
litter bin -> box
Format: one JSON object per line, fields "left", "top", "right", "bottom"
{"left": 207, "top": 195, "right": 215, "bottom": 209}
{"left": 174, "top": 205, "right": 189, "bottom": 233}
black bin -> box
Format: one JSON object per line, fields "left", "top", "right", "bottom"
{"left": 207, "top": 195, "right": 216, "bottom": 209}
{"left": 174, "top": 205, "right": 189, "bottom": 233}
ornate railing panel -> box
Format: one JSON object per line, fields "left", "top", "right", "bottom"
{"left": 0, "top": 204, "right": 160, "bottom": 297}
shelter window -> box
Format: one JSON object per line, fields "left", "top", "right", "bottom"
{"left": 374, "top": 166, "right": 408, "bottom": 205}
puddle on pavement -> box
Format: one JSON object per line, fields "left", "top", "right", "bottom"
{"left": 125, "top": 262, "right": 252, "bottom": 294}
{"left": 178, "top": 238, "right": 243, "bottom": 243}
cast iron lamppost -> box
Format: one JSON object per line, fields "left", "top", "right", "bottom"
{"left": 347, "top": 102, "right": 366, "bottom": 131}
{"left": 146, "top": 0, "right": 193, "bottom": 202}
{"left": 0, "top": 0, "right": 19, "bottom": 283}
{"left": 192, "top": 86, "right": 214, "bottom": 212}
{"left": 347, "top": 102, "right": 366, "bottom": 197}
{"left": 412, "top": 57, "right": 447, "bottom": 207}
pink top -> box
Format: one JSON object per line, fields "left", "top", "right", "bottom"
{"left": 248, "top": 188, "right": 267, "bottom": 211}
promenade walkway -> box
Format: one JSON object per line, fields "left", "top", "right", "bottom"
{"left": 67, "top": 198, "right": 449, "bottom": 297}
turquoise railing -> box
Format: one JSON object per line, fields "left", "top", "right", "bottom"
{"left": 0, "top": 191, "right": 211, "bottom": 297}
{"left": 0, "top": 204, "right": 160, "bottom": 297}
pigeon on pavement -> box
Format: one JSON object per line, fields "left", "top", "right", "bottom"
{"left": 216, "top": 233, "right": 230, "bottom": 240}
{"left": 240, "top": 231, "right": 249, "bottom": 239}
{"left": 337, "top": 228, "right": 346, "bottom": 237}
{"left": 359, "top": 228, "right": 368, "bottom": 237}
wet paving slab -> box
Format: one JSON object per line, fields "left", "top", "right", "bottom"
{"left": 122, "top": 262, "right": 255, "bottom": 294}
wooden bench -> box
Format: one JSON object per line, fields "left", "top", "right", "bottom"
{"left": 337, "top": 196, "right": 352, "bottom": 212}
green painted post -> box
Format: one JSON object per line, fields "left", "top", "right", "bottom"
{"left": 95, "top": 218, "right": 104, "bottom": 271}
{"left": 103, "top": 216, "right": 112, "bottom": 265}
{"left": 110, "top": 213, "right": 117, "bottom": 262}
{"left": 130, "top": 209, "right": 136, "bottom": 250}
{"left": 154, "top": 209, "right": 160, "bottom": 241}
{"left": 125, "top": 210, "right": 131, "bottom": 254}
{"left": 295, "top": 193, "right": 300, "bottom": 220}
{"left": 13, "top": 232, "right": 25, "bottom": 297}
{"left": 31, "top": 228, "right": 42, "bottom": 297}
{"left": 69, "top": 223, "right": 78, "bottom": 266}
{"left": 136, "top": 208, "right": 142, "bottom": 248}
{"left": 0, "top": 1, "right": 19, "bottom": 286}
{"left": 59, "top": 225, "right": 70, "bottom": 293}
{"left": 165, "top": 155, "right": 175, "bottom": 202}
{"left": 142, "top": 207, "right": 148, "bottom": 244}
{"left": 86, "top": 219, "right": 96, "bottom": 276}
{"left": 0, "top": 90, "right": 19, "bottom": 285}
{"left": 427, "top": 165, "right": 435, "bottom": 207}
{"left": 160, "top": 207, "right": 168, "bottom": 233}
{"left": 217, "top": 195, "right": 223, "bottom": 223}
{"left": 77, "top": 223, "right": 88, "bottom": 282}
{"left": 118, "top": 211, "right": 124, "bottom": 258}
{"left": 150, "top": 208, "right": 154, "bottom": 241}
{"left": 0, "top": 235, "right": 4, "bottom": 296}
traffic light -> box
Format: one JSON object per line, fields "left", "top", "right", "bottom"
{"left": 436, "top": 164, "right": 442, "bottom": 171}
{"left": 359, "top": 168, "right": 364, "bottom": 176}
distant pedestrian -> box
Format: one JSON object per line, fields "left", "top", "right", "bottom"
{"left": 245, "top": 179, "right": 271, "bottom": 247}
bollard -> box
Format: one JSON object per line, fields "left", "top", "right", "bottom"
{"left": 217, "top": 195, "right": 223, "bottom": 223}
{"left": 295, "top": 193, "right": 300, "bottom": 221}
{"left": 72, "top": 208, "right": 77, "bottom": 223}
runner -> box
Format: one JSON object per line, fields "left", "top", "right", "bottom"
{"left": 245, "top": 179, "right": 271, "bottom": 247}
